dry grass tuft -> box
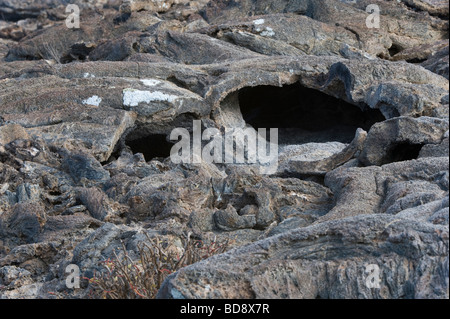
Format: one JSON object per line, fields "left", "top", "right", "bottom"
{"left": 84, "top": 233, "right": 231, "bottom": 299}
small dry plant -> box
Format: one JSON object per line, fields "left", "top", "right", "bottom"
{"left": 84, "top": 234, "right": 231, "bottom": 299}
{"left": 31, "top": 38, "right": 64, "bottom": 64}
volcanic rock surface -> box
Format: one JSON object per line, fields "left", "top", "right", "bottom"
{"left": 0, "top": 0, "right": 448, "bottom": 299}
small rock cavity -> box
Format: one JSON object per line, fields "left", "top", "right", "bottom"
{"left": 125, "top": 132, "right": 174, "bottom": 162}
{"left": 384, "top": 142, "right": 425, "bottom": 164}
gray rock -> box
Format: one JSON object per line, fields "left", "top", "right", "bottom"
{"left": 267, "top": 217, "right": 310, "bottom": 237}
{"left": 62, "top": 152, "right": 110, "bottom": 185}
{"left": 78, "top": 187, "right": 120, "bottom": 222}
{"left": 400, "top": 0, "right": 449, "bottom": 16}
{"left": 71, "top": 223, "right": 134, "bottom": 276}
{"left": 419, "top": 137, "right": 449, "bottom": 158}
{"left": 0, "top": 201, "right": 47, "bottom": 244}
{"left": 0, "top": 124, "right": 29, "bottom": 145}
{"left": 158, "top": 214, "right": 449, "bottom": 299}
{"left": 278, "top": 128, "right": 367, "bottom": 176}
{"left": 15, "top": 183, "right": 40, "bottom": 203}
{"left": 214, "top": 204, "right": 256, "bottom": 231}
{"left": 188, "top": 209, "right": 215, "bottom": 233}
{"left": 324, "top": 156, "right": 448, "bottom": 222}
{"left": 421, "top": 45, "right": 449, "bottom": 79}
{"left": 0, "top": 0, "right": 106, "bottom": 21}
{"left": 0, "top": 265, "right": 31, "bottom": 286}
{"left": 208, "top": 13, "right": 359, "bottom": 57}
{"left": 360, "top": 117, "right": 449, "bottom": 166}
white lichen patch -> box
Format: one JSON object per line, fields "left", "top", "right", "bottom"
{"left": 141, "top": 79, "right": 162, "bottom": 87}
{"left": 28, "top": 147, "right": 40, "bottom": 157}
{"left": 261, "top": 27, "right": 275, "bottom": 37}
{"left": 123, "top": 89, "right": 178, "bottom": 107}
{"left": 253, "top": 19, "right": 265, "bottom": 25}
{"left": 82, "top": 95, "right": 102, "bottom": 106}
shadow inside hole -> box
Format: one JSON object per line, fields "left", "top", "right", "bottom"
{"left": 126, "top": 134, "right": 174, "bottom": 162}
{"left": 383, "top": 142, "right": 424, "bottom": 164}
{"left": 388, "top": 43, "right": 403, "bottom": 58}
{"left": 238, "top": 82, "right": 385, "bottom": 145}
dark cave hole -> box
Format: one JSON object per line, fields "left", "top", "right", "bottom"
{"left": 238, "top": 82, "right": 385, "bottom": 145}
{"left": 384, "top": 142, "right": 424, "bottom": 164}
{"left": 405, "top": 57, "right": 428, "bottom": 64}
{"left": 0, "top": 12, "right": 37, "bottom": 22}
{"left": 388, "top": 43, "right": 403, "bottom": 57}
{"left": 60, "top": 43, "right": 96, "bottom": 64}
{"left": 48, "top": 190, "right": 62, "bottom": 196}
{"left": 113, "top": 12, "right": 131, "bottom": 25}
{"left": 121, "top": 114, "right": 202, "bottom": 163}
{"left": 126, "top": 134, "right": 174, "bottom": 162}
